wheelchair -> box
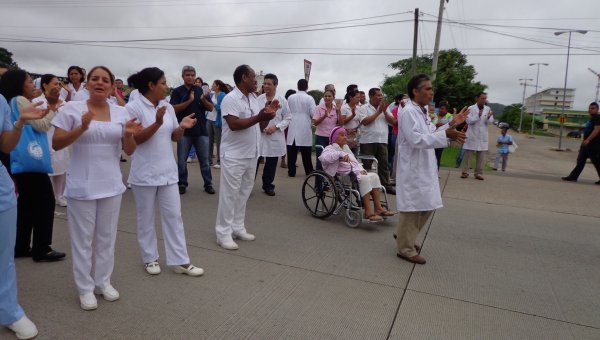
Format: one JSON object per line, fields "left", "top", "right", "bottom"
{"left": 301, "top": 147, "right": 390, "bottom": 228}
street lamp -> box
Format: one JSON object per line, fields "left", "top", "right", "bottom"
{"left": 529, "top": 63, "right": 549, "bottom": 136}
{"left": 519, "top": 78, "right": 533, "bottom": 132}
{"left": 554, "top": 30, "right": 587, "bottom": 150}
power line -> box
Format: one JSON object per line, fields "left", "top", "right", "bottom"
{"left": 1, "top": 0, "right": 333, "bottom": 8}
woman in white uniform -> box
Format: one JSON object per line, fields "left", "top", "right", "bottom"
{"left": 32, "top": 74, "right": 70, "bottom": 207}
{"left": 60, "top": 66, "right": 89, "bottom": 102}
{"left": 52, "top": 66, "right": 141, "bottom": 311}
{"left": 126, "top": 67, "right": 203, "bottom": 277}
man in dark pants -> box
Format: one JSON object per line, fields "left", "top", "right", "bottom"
{"left": 562, "top": 102, "right": 600, "bottom": 184}
{"left": 170, "top": 66, "right": 215, "bottom": 194}
{"left": 286, "top": 79, "right": 315, "bottom": 177}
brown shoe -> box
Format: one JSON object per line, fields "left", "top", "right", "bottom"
{"left": 397, "top": 253, "right": 426, "bottom": 264}
{"left": 460, "top": 172, "right": 469, "bottom": 179}
{"left": 475, "top": 175, "right": 484, "bottom": 180}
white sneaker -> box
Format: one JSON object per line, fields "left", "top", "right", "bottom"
{"left": 213, "top": 164, "right": 220, "bottom": 169}
{"left": 187, "top": 157, "right": 195, "bottom": 163}
{"left": 8, "top": 315, "right": 38, "bottom": 340}
{"left": 79, "top": 293, "right": 98, "bottom": 310}
{"left": 173, "top": 264, "right": 204, "bottom": 277}
{"left": 56, "top": 197, "right": 67, "bottom": 207}
{"left": 217, "top": 238, "right": 239, "bottom": 250}
{"left": 145, "top": 261, "right": 161, "bottom": 275}
{"left": 94, "top": 285, "right": 119, "bottom": 302}
{"left": 233, "top": 232, "right": 255, "bottom": 241}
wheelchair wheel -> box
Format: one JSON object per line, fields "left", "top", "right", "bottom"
{"left": 344, "top": 209, "right": 362, "bottom": 228}
{"left": 302, "top": 171, "right": 337, "bottom": 218}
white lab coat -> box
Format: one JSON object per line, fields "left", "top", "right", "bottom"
{"left": 463, "top": 104, "right": 494, "bottom": 151}
{"left": 396, "top": 101, "right": 449, "bottom": 212}
{"left": 286, "top": 91, "right": 316, "bottom": 147}
{"left": 257, "top": 93, "right": 291, "bottom": 157}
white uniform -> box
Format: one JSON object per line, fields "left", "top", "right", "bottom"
{"left": 286, "top": 91, "right": 316, "bottom": 147}
{"left": 396, "top": 101, "right": 449, "bottom": 212}
{"left": 51, "top": 101, "right": 128, "bottom": 295}
{"left": 257, "top": 93, "right": 291, "bottom": 157}
{"left": 126, "top": 96, "right": 190, "bottom": 266}
{"left": 32, "top": 95, "right": 69, "bottom": 175}
{"left": 60, "top": 83, "right": 89, "bottom": 102}
{"left": 463, "top": 104, "right": 493, "bottom": 151}
{"left": 128, "top": 89, "right": 140, "bottom": 103}
{"left": 215, "top": 87, "right": 261, "bottom": 243}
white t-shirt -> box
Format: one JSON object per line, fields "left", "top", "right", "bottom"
{"left": 220, "top": 87, "right": 261, "bottom": 159}
{"left": 52, "top": 101, "right": 128, "bottom": 200}
{"left": 126, "top": 96, "right": 179, "bottom": 186}
{"left": 128, "top": 89, "right": 140, "bottom": 103}
{"left": 60, "top": 83, "right": 89, "bottom": 102}
{"left": 357, "top": 103, "right": 389, "bottom": 144}
{"left": 340, "top": 103, "right": 360, "bottom": 129}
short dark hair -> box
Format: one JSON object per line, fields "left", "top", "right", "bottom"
{"left": 346, "top": 84, "right": 358, "bottom": 93}
{"left": 40, "top": 74, "right": 57, "bottom": 93}
{"left": 407, "top": 74, "right": 431, "bottom": 100}
{"left": 0, "top": 69, "right": 28, "bottom": 101}
{"left": 116, "top": 78, "right": 123, "bottom": 82}
{"left": 129, "top": 67, "right": 164, "bottom": 95}
{"left": 359, "top": 90, "right": 365, "bottom": 95}
{"left": 233, "top": 65, "right": 252, "bottom": 85}
{"left": 368, "top": 88, "right": 380, "bottom": 97}
{"left": 66, "top": 65, "right": 84, "bottom": 83}
{"left": 439, "top": 103, "right": 449, "bottom": 110}
{"left": 476, "top": 92, "right": 487, "bottom": 98}
{"left": 297, "top": 79, "right": 308, "bottom": 91}
{"left": 264, "top": 73, "right": 278, "bottom": 86}
{"left": 285, "top": 89, "right": 296, "bottom": 99}
{"left": 590, "top": 102, "right": 599, "bottom": 109}
{"left": 0, "top": 63, "right": 8, "bottom": 69}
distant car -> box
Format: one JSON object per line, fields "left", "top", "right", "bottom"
{"left": 567, "top": 131, "right": 581, "bottom": 138}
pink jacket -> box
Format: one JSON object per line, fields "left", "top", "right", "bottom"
{"left": 318, "top": 143, "right": 364, "bottom": 181}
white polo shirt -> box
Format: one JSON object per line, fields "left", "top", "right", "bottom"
{"left": 125, "top": 96, "right": 179, "bottom": 186}
{"left": 220, "top": 87, "right": 261, "bottom": 159}
{"left": 357, "top": 103, "right": 389, "bottom": 144}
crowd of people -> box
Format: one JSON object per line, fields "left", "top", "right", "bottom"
{"left": 6, "top": 59, "right": 598, "bottom": 339}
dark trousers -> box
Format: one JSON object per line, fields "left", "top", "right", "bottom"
{"left": 287, "top": 142, "right": 314, "bottom": 177}
{"left": 256, "top": 156, "right": 279, "bottom": 191}
{"left": 435, "top": 148, "right": 444, "bottom": 170}
{"left": 567, "top": 145, "right": 600, "bottom": 180}
{"left": 314, "top": 135, "right": 329, "bottom": 172}
{"left": 13, "top": 173, "right": 55, "bottom": 257}
{"left": 359, "top": 143, "right": 391, "bottom": 188}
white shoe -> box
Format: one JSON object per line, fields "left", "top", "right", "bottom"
{"left": 145, "top": 261, "right": 161, "bottom": 275}
{"left": 217, "top": 238, "right": 239, "bottom": 250}
{"left": 8, "top": 315, "right": 38, "bottom": 340}
{"left": 213, "top": 164, "right": 220, "bottom": 169}
{"left": 233, "top": 232, "right": 255, "bottom": 241}
{"left": 56, "top": 197, "right": 67, "bottom": 207}
{"left": 187, "top": 157, "right": 195, "bottom": 163}
{"left": 79, "top": 293, "right": 98, "bottom": 310}
{"left": 94, "top": 285, "right": 119, "bottom": 302}
{"left": 173, "top": 264, "right": 204, "bottom": 277}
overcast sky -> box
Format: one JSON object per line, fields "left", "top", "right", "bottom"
{"left": 1, "top": 0, "right": 599, "bottom": 110}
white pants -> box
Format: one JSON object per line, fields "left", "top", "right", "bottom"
{"left": 131, "top": 184, "right": 190, "bottom": 266}
{"left": 358, "top": 172, "right": 382, "bottom": 197}
{"left": 215, "top": 157, "right": 256, "bottom": 242}
{"left": 67, "top": 195, "right": 122, "bottom": 295}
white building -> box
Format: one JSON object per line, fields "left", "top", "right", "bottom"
{"left": 524, "top": 88, "right": 575, "bottom": 114}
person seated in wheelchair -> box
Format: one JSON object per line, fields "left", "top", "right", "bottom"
{"left": 318, "top": 126, "right": 395, "bottom": 221}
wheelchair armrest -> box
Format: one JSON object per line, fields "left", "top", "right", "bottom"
{"left": 357, "top": 155, "right": 378, "bottom": 164}
{"left": 315, "top": 145, "right": 325, "bottom": 152}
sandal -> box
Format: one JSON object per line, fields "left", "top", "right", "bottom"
{"left": 376, "top": 210, "right": 396, "bottom": 217}
{"left": 460, "top": 173, "right": 469, "bottom": 178}
{"left": 366, "top": 214, "right": 383, "bottom": 222}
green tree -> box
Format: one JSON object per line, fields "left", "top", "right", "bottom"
{"left": 381, "top": 49, "right": 486, "bottom": 109}
{"left": 0, "top": 47, "right": 19, "bottom": 69}
{"left": 500, "top": 103, "right": 531, "bottom": 131}
{"left": 307, "top": 90, "right": 323, "bottom": 105}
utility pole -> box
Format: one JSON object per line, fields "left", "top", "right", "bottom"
{"left": 529, "top": 63, "right": 549, "bottom": 136}
{"left": 431, "top": 0, "right": 448, "bottom": 81}
{"left": 519, "top": 78, "right": 534, "bottom": 132}
{"left": 588, "top": 67, "right": 600, "bottom": 102}
{"left": 412, "top": 8, "right": 419, "bottom": 76}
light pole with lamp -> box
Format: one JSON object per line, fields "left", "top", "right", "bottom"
{"left": 529, "top": 63, "right": 549, "bottom": 136}
{"left": 519, "top": 78, "right": 533, "bottom": 132}
{"left": 554, "top": 30, "right": 587, "bottom": 150}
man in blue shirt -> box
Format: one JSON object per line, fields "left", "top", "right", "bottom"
{"left": 170, "top": 66, "right": 215, "bottom": 194}
{"left": 492, "top": 122, "right": 513, "bottom": 171}
{"left": 562, "top": 102, "right": 600, "bottom": 184}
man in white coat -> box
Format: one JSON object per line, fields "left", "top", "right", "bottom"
{"left": 256, "top": 73, "right": 291, "bottom": 196}
{"left": 395, "top": 74, "right": 467, "bottom": 264}
{"left": 461, "top": 92, "right": 494, "bottom": 180}
{"left": 214, "top": 65, "right": 277, "bottom": 250}
{"left": 286, "top": 79, "right": 316, "bottom": 177}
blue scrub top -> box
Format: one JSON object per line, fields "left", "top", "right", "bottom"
{"left": 0, "top": 95, "right": 17, "bottom": 213}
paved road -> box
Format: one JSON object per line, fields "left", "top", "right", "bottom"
{"left": 3, "top": 129, "right": 599, "bottom": 339}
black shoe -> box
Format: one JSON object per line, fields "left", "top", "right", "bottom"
{"left": 205, "top": 186, "right": 215, "bottom": 194}
{"left": 33, "top": 250, "right": 66, "bottom": 262}
{"left": 179, "top": 186, "right": 186, "bottom": 194}
{"left": 15, "top": 249, "right": 32, "bottom": 258}
{"left": 595, "top": 180, "right": 600, "bottom": 185}
{"left": 264, "top": 189, "right": 275, "bottom": 196}
{"left": 385, "top": 186, "right": 396, "bottom": 195}
{"left": 561, "top": 177, "right": 577, "bottom": 182}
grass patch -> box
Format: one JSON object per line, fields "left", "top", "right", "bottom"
{"left": 440, "top": 145, "right": 493, "bottom": 171}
